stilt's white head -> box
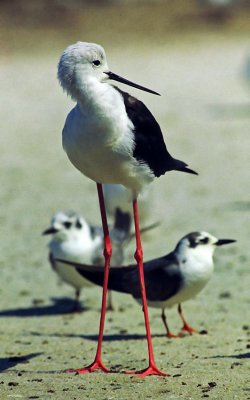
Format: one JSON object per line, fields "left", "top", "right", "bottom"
{"left": 58, "top": 42, "right": 109, "bottom": 100}
{"left": 58, "top": 41, "right": 160, "bottom": 101}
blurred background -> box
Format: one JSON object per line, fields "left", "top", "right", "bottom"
{"left": 0, "top": 0, "right": 249, "bottom": 305}
{"left": 0, "top": 3, "right": 249, "bottom": 396}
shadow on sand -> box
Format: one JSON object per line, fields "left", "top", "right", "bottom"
{"left": 0, "top": 353, "right": 42, "bottom": 373}
{"left": 0, "top": 297, "right": 89, "bottom": 317}
{"left": 205, "top": 352, "right": 250, "bottom": 360}
{"left": 29, "top": 330, "right": 167, "bottom": 342}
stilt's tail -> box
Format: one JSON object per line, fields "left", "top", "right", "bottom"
{"left": 172, "top": 159, "right": 198, "bottom": 176}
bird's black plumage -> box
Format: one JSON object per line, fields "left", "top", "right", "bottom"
{"left": 113, "top": 208, "right": 131, "bottom": 241}
{"left": 57, "top": 252, "right": 184, "bottom": 303}
{"left": 116, "top": 88, "right": 197, "bottom": 177}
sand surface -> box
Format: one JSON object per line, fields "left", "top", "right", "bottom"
{"left": 0, "top": 2, "right": 250, "bottom": 399}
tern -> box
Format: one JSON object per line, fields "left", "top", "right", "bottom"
{"left": 43, "top": 211, "right": 102, "bottom": 311}
{"left": 43, "top": 210, "right": 133, "bottom": 311}
{"left": 57, "top": 232, "right": 236, "bottom": 337}
{"left": 58, "top": 41, "right": 197, "bottom": 376}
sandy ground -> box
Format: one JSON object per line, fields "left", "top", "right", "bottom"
{"left": 0, "top": 3, "right": 250, "bottom": 399}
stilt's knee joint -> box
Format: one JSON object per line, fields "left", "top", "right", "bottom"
{"left": 103, "top": 237, "right": 112, "bottom": 259}
{"left": 134, "top": 248, "right": 143, "bottom": 263}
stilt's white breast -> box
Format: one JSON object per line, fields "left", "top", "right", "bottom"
{"left": 62, "top": 83, "right": 153, "bottom": 193}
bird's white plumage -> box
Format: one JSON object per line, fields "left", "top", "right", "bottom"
{"left": 44, "top": 210, "right": 132, "bottom": 293}
{"left": 138, "top": 232, "right": 219, "bottom": 309}
{"left": 58, "top": 42, "right": 154, "bottom": 194}
{"left": 44, "top": 211, "right": 102, "bottom": 290}
{"left": 103, "top": 184, "right": 151, "bottom": 224}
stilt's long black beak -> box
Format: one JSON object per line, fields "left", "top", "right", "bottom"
{"left": 105, "top": 71, "right": 160, "bottom": 96}
{"left": 215, "top": 239, "right": 236, "bottom": 246}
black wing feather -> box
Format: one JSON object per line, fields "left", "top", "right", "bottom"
{"left": 116, "top": 88, "right": 197, "bottom": 176}
{"left": 126, "top": 252, "right": 183, "bottom": 301}
{"left": 57, "top": 251, "right": 183, "bottom": 303}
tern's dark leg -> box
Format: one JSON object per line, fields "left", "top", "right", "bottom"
{"left": 72, "top": 289, "right": 81, "bottom": 312}
{"left": 106, "top": 290, "right": 114, "bottom": 311}
{"left": 125, "top": 198, "right": 168, "bottom": 377}
{"left": 178, "top": 304, "right": 197, "bottom": 335}
{"left": 161, "top": 309, "right": 178, "bottom": 338}
{"left": 67, "top": 183, "right": 111, "bottom": 374}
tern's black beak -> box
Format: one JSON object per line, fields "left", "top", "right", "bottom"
{"left": 42, "top": 227, "right": 58, "bottom": 235}
{"left": 105, "top": 71, "right": 160, "bottom": 96}
{"left": 215, "top": 239, "right": 236, "bottom": 246}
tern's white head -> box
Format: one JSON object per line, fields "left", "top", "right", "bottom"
{"left": 58, "top": 41, "right": 159, "bottom": 101}
{"left": 175, "top": 231, "right": 236, "bottom": 262}
{"left": 42, "top": 210, "right": 90, "bottom": 242}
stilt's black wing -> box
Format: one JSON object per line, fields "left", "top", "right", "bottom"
{"left": 116, "top": 88, "right": 197, "bottom": 176}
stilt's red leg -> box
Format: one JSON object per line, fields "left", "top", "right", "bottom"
{"left": 67, "top": 183, "right": 111, "bottom": 374}
{"left": 125, "top": 198, "right": 169, "bottom": 377}
{"left": 178, "top": 304, "right": 198, "bottom": 336}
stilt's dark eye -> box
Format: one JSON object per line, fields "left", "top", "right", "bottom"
{"left": 93, "top": 60, "right": 101, "bottom": 67}
{"left": 63, "top": 221, "right": 72, "bottom": 229}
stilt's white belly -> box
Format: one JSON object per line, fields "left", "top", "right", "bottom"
{"left": 62, "top": 104, "right": 153, "bottom": 193}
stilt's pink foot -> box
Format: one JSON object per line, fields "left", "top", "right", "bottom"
{"left": 125, "top": 363, "right": 170, "bottom": 377}
{"left": 66, "top": 359, "right": 109, "bottom": 374}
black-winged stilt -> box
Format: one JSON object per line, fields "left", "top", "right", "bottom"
{"left": 57, "top": 232, "right": 236, "bottom": 337}
{"left": 58, "top": 41, "right": 197, "bottom": 376}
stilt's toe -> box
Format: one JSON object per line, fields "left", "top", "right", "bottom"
{"left": 66, "top": 359, "right": 110, "bottom": 374}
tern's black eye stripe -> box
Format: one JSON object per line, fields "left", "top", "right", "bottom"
{"left": 200, "top": 237, "right": 209, "bottom": 244}
{"left": 63, "top": 222, "right": 72, "bottom": 229}
{"left": 76, "top": 219, "right": 82, "bottom": 229}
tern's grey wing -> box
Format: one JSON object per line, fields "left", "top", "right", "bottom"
{"left": 56, "top": 258, "right": 135, "bottom": 294}
{"left": 90, "top": 225, "right": 103, "bottom": 240}
{"left": 56, "top": 252, "right": 183, "bottom": 302}
{"left": 127, "top": 252, "right": 183, "bottom": 302}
